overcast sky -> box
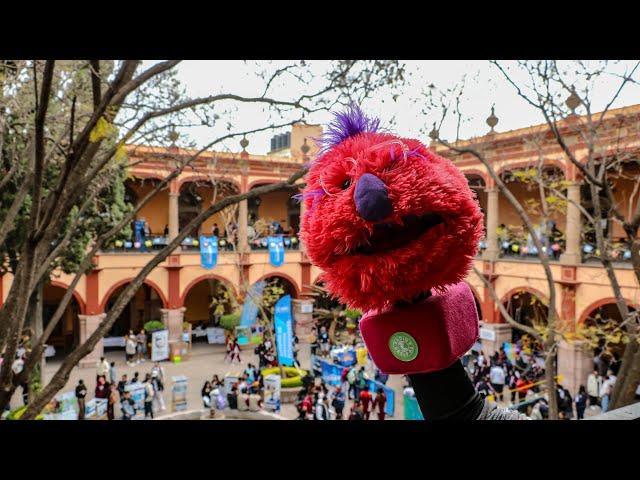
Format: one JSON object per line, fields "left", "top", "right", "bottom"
{"left": 165, "top": 60, "right": 640, "bottom": 155}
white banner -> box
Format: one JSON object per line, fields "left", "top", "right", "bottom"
{"left": 479, "top": 327, "right": 496, "bottom": 341}
{"left": 151, "top": 329, "right": 169, "bottom": 361}
{"left": 206, "top": 327, "right": 226, "bottom": 344}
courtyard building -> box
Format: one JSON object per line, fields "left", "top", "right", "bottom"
{"left": 1, "top": 107, "right": 638, "bottom": 397}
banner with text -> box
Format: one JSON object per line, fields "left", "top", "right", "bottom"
{"left": 151, "top": 329, "right": 169, "bottom": 361}
{"left": 274, "top": 294, "right": 294, "bottom": 366}
{"left": 199, "top": 235, "right": 218, "bottom": 269}
{"left": 240, "top": 281, "right": 266, "bottom": 327}
{"left": 267, "top": 236, "right": 285, "bottom": 267}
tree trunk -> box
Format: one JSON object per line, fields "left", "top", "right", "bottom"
{"left": 544, "top": 351, "right": 559, "bottom": 420}
{"left": 27, "top": 279, "right": 45, "bottom": 394}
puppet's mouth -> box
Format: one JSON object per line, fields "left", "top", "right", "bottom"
{"left": 352, "top": 213, "right": 443, "bottom": 255}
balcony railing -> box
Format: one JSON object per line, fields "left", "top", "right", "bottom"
{"left": 100, "top": 234, "right": 301, "bottom": 253}
{"left": 477, "top": 240, "right": 632, "bottom": 263}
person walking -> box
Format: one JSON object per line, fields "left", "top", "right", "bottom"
{"left": 95, "top": 375, "right": 109, "bottom": 400}
{"left": 315, "top": 393, "right": 328, "bottom": 420}
{"left": 96, "top": 356, "right": 110, "bottom": 383}
{"left": 359, "top": 385, "right": 373, "bottom": 420}
{"left": 331, "top": 386, "right": 346, "bottom": 420}
{"left": 151, "top": 368, "right": 166, "bottom": 412}
{"left": 575, "top": 385, "right": 588, "bottom": 420}
{"left": 117, "top": 374, "right": 128, "bottom": 400}
{"left": 600, "top": 375, "right": 614, "bottom": 413}
{"left": 136, "top": 329, "right": 147, "bottom": 363}
{"left": 143, "top": 374, "right": 155, "bottom": 419}
{"left": 75, "top": 380, "right": 87, "bottom": 420}
{"left": 125, "top": 332, "right": 137, "bottom": 365}
{"left": 373, "top": 387, "right": 387, "bottom": 420}
{"left": 121, "top": 390, "right": 136, "bottom": 420}
{"left": 107, "top": 384, "right": 118, "bottom": 420}
{"left": 109, "top": 361, "right": 117, "bottom": 385}
{"left": 347, "top": 366, "right": 357, "bottom": 400}
{"left": 489, "top": 361, "right": 506, "bottom": 402}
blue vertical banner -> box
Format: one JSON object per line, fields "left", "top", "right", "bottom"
{"left": 274, "top": 294, "right": 294, "bottom": 366}
{"left": 134, "top": 220, "right": 145, "bottom": 244}
{"left": 404, "top": 394, "right": 424, "bottom": 420}
{"left": 240, "top": 281, "right": 266, "bottom": 327}
{"left": 268, "top": 236, "right": 285, "bottom": 267}
{"left": 199, "top": 235, "right": 218, "bottom": 269}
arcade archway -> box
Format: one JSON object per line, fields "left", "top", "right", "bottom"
{"left": 102, "top": 282, "right": 167, "bottom": 339}
{"left": 42, "top": 283, "right": 83, "bottom": 354}
{"left": 182, "top": 276, "right": 237, "bottom": 328}
{"left": 502, "top": 289, "right": 549, "bottom": 350}
{"left": 581, "top": 301, "right": 638, "bottom": 372}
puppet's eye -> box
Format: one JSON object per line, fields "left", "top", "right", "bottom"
{"left": 341, "top": 178, "right": 352, "bottom": 190}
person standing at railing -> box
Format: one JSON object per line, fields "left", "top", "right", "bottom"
{"left": 575, "top": 385, "right": 588, "bottom": 420}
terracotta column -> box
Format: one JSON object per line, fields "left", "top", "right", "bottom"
{"left": 560, "top": 182, "right": 582, "bottom": 264}
{"left": 160, "top": 307, "right": 186, "bottom": 343}
{"left": 168, "top": 180, "right": 179, "bottom": 241}
{"left": 78, "top": 314, "right": 106, "bottom": 368}
{"left": 557, "top": 339, "right": 592, "bottom": 397}
{"left": 478, "top": 321, "right": 512, "bottom": 355}
{"left": 291, "top": 298, "right": 315, "bottom": 343}
{"left": 482, "top": 187, "right": 500, "bottom": 261}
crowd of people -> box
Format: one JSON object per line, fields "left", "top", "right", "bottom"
{"left": 74, "top": 358, "right": 167, "bottom": 420}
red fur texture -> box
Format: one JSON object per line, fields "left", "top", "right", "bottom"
{"left": 301, "top": 132, "right": 484, "bottom": 311}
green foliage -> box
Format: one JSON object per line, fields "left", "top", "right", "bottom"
{"left": 344, "top": 308, "right": 362, "bottom": 320}
{"left": 0, "top": 61, "right": 132, "bottom": 276}
{"left": 143, "top": 320, "right": 165, "bottom": 332}
{"left": 6, "top": 405, "right": 44, "bottom": 420}
{"left": 219, "top": 313, "right": 241, "bottom": 331}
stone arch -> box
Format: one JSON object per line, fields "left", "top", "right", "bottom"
{"left": 500, "top": 286, "right": 549, "bottom": 346}
{"left": 577, "top": 297, "right": 638, "bottom": 325}
{"left": 99, "top": 278, "right": 168, "bottom": 313}
{"left": 49, "top": 280, "right": 86, "bottom": 315}
{"left": 181, "top": 274, "right": 239, "bottom": 327}
{"left": 254, "top": 272, "right": 300, "bottom": 299}
{"left": 180, "top": 273, "right": 239, "bottom": 306}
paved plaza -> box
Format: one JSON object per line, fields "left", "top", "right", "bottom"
{"left": 25, "top": 341, "right": 407, "bottom": 420}
{"left": 9, "top": 342, "right": 604, "bottom": 420}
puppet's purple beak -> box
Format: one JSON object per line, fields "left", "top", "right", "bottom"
{"left": 354, "top": 173, "right": 393, "bottom": 222}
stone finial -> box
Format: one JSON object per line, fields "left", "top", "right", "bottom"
{"left": 486, "top": 106, "right": 499, "bottom": 133}
{"left": 240, "top": 136, "right": 249, "bottom": 152}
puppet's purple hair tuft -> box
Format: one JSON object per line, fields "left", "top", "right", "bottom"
{"left": 315, "top": 104, "right": 381, "bottom": 155}
{"left": 293, "top": 189, "right": 325, "bottom": 211}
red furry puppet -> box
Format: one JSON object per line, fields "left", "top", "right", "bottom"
{"left": 300, "top": 105, "right": 527, "bottom": 420}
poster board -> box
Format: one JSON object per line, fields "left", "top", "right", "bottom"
{"left": 85, "top": 398, "right": 108, "bottom": 419}
{"left": 151, "top": 329, "right": 169, "bottom": 361}
{"left": 263, "top": 374, "right": 281, "bottom": 413}
{"left": 125, "top": 382, "right": 146, "bottom": 418}
{"left": 171, "top": 375, "right": 188, "bottom": 412}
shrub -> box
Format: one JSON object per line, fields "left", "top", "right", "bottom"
{"left": 143, "top": 320, "right": 166, "bottom": 333}
{"left": 219, "top": 313, "right": 241, "bottom": 331}
{"left": 260, "top": 366, "right": 308, "bottom": 389}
